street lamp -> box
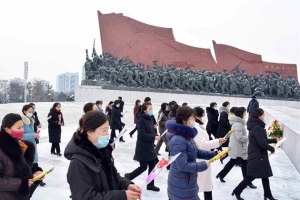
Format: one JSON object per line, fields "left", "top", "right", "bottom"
{"left": 24, "top": 62, "right": 28, "bottom": 103}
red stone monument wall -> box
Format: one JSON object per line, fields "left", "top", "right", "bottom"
{"left": 97, "top": 11, "right": 298, "bottom": 80}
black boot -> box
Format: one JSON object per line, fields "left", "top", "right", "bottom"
{"left": 147, "top": 185, "right": 160, "bottom": 192}
{"left": 40, "top": 181, "right": 46, "bottom": 186}
{"left": 204, "top": 191, "right": 213, "bottom": 200}
{"left": 231, "top": 191, "right": 244, "bottom": 200}
{"left": 248, "top": 182, "right": 257, "bottom": 189}
{"left": 216, "top": 174, "right": 225, "bottom": 183}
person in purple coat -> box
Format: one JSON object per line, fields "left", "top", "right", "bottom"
{"left": 129, "top": 99, "right": 141, "bottom": 138}
{"left": 166, "top": 106, "right": 217, "bottom": 200}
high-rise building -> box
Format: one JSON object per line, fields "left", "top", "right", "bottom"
{"left": 56, "top": 72, "right": 79, "bottom": 93}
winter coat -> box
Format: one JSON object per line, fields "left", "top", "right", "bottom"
{"left": 47, "top": 110, "right": 64, "bottom": 143}
{"left": 216, "top": 107, "right": 231, "bottom": 147}
{"left": 228, "top": 115, "right": 248, "bottom": 160}
{"left": 0, "top": 130, "right": 42, "bottom": 200}
{"left": 21, "top": 114, "right": 38, "bottom": 163}
{"left": 194, "top": 123, "right": 220, "bottom": 192}
{"left": 158, "top": 110, "right": 169, "bottom": 134}
{"left": 110, "top": 107, "right": 124, "bottom": 130}
{"left": 105, "top": 106, "right": 112, "bottom": 125}
{"left": 65, "top": 135, "right": 133, "bottom": 200}
{"left": 166, "top": 120, "right": 217, "bottom": 200}
{"left": 247, "top": 99, "right": 259, "bottom": 114}
{"left": 134, "top": 113, "right": 157, "bottom": 162}
{"left": 206, "top": 107, "right": 219, "bottom": 136}
{"left": 119, "top": 100, "right": 124, "bottom": 112}
{"left": 32, "top": 111, "right": 41, "bottom": 133}
{"left": 247, "top": 118, "right": 277, "bottom": 178}
{"left": 133, "top": 105, "right": 140, "bottom": 124}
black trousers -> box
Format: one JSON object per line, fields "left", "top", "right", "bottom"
{"left": 51, "top": 143, "right": 60, "bottom": 153}
{"left": 234, "top": 177, "right": 272, "bottom": 197}
{"left": 204, "top": 191, "right": 213, "bottom": 200}
{"left": 218, "top": 158, "right": 247, "bottom": 178}
{"left": 129, "top": 125, "right": 137, "bottom": 136}
{"left": 127, "top": 159, "right": 156, "bottom": 186}
{"left": 110, "top": 128, "right": 123, "bottom": 141}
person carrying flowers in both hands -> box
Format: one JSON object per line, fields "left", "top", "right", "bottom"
{"left": 216, "top": 107, "right": 257, "bottom": 189}
{"left": 166, "top": 106, "right": 217, "bottom": 200}
{"left": 48, "top": 102, "right": 64, "bottom": 156}
{"left": 0, "top": 113, "right": 44, "bottom": 200}
{"left": 193, "top": 107, "right": 227, "bottom": 200}
{"left": 65, "top": 111, "right": 142, "bottom": 200}
{"left": 232, "top": 108, "right": 280, "bottom": 200}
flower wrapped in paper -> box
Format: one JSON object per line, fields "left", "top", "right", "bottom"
{"left": 223, "top": 130, "right": 233, "bottom": 139}
{"left": 209, "top": 147, "right": 231, "bottom": 163}
{"left": 33, "top": 167, "right": 55, "bottom": 181}
{"left": 268, "top": 120, "right": 283, "bottom": 138}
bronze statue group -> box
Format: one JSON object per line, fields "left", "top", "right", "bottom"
{"left": 84, "top": 50, "right": 300, "bottom": 99}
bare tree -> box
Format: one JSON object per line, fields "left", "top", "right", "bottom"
{"left": 8, "top": 82, "right": 24, "bottom": 102}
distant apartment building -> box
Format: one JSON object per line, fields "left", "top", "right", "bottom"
{"left": 56, "top": 72, "right": 79, "bottom": 93}
{"left": 10, "top": 78, "right": 25, "bottom": 85}
{"left": 40, "top": 80, "right": 50, "bottom": 91}
{"left": 82, "top": 65, "right": 85, "bottom": 81}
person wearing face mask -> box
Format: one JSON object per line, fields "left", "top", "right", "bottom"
{"left": 79, "top": 103, "right": 99, "bottom": 129}
{"left": 48, "top": 102, "right": 64, "bottom": 156}
{"left": 28, "top": 103, "right": 46, "bottom": 187}
{"left": 193, "top": 107, "right": 227, "bottom": 200}
{"left": 155, "top": 102, "right": 170, "bottom": 156}
{"left": 110, "top": 100, "right": 126, "bottom": 142}
{"left": 206, "top": 102, "right": 219, "bottom": 140}
{"left": 216, "top": 107, "right": 257, "bottom": 189}
{"left": 21, "top": 104, "right": 40, "bottom": 166}
{"left": 125, "top": 102, "right": 161, "bottom": 192}
{"left": 0, "top": 113, "right": 44, "bottom": 200}
{"left": 166, "top": 106, "right": 217, "bottom": 200}
{"left": 65, "top": 111, "right": 142, "bottom": 200}
{"left": 232, "top": 108, "right": 279, "bottom": 200}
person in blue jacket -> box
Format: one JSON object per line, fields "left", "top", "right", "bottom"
{"left": 21, "top": 104, "right": 39, "bottom": 165}
{"left": 166, "top": 106, "right": 217, "bottom": 200}
{"left": 247, "top": 96, "right": 259, "bottom": 116}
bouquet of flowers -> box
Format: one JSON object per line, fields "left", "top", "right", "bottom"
{"left": 209, "top": 147, "right": 231, "bottom": 163}
{"left": 268, "top": 120, "right": 283, "bottom": 138}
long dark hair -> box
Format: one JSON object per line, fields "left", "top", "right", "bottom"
{"left": 76, "top": 111, "right": 108, "bottom": 141}
{"left": 1, "top": 113, "right": 22, "bottom": 130}
{"left": 50, "top": 102, "right": 61, "bottom": 112}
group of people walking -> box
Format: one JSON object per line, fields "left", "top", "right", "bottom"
{"left": 0, "top": 95, "right": 281, "bottom": 200}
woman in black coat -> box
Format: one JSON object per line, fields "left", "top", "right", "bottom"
{"left": 65, "top": 111, "right": 141, "bottom": 200}
{"left": 232, "top": 108, "right": 279, "bottom": 200}
{"left": 47, "top": 103, "right": 64, "bottom": 156}
{"left": 105, "top": 101, "right": 114, "bottom": 125}
{"left": 125, "top": 102, "right": 161, "bottom": 192}
{"left": 206, "top": 102, "right": 219, "bottom": 140}
{"left": 110, "top": 100, "right": 125, "bottom": 142}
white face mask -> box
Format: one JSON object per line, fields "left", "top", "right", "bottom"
{"left": 26, "top": 113, "right": 33, "bottom": 118}
{"left": 214, "top": 107, "right": 218, "bottom": 110}
{"left": 116, "top": 105, "right": 120, "bottom": 108}
{"left": 189, "top": 120, "right": 196, "bottom": 128}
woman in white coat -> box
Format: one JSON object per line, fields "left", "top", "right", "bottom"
{"left": 193, "top": 107, "right": 227, "bottom": 200}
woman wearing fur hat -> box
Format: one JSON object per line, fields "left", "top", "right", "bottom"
{"left": 0, "top": 113, "right": 43, "bottom": 199}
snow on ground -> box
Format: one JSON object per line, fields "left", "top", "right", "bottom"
{"left": 0, "top": 102, "right": 299, "bottom": 200}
